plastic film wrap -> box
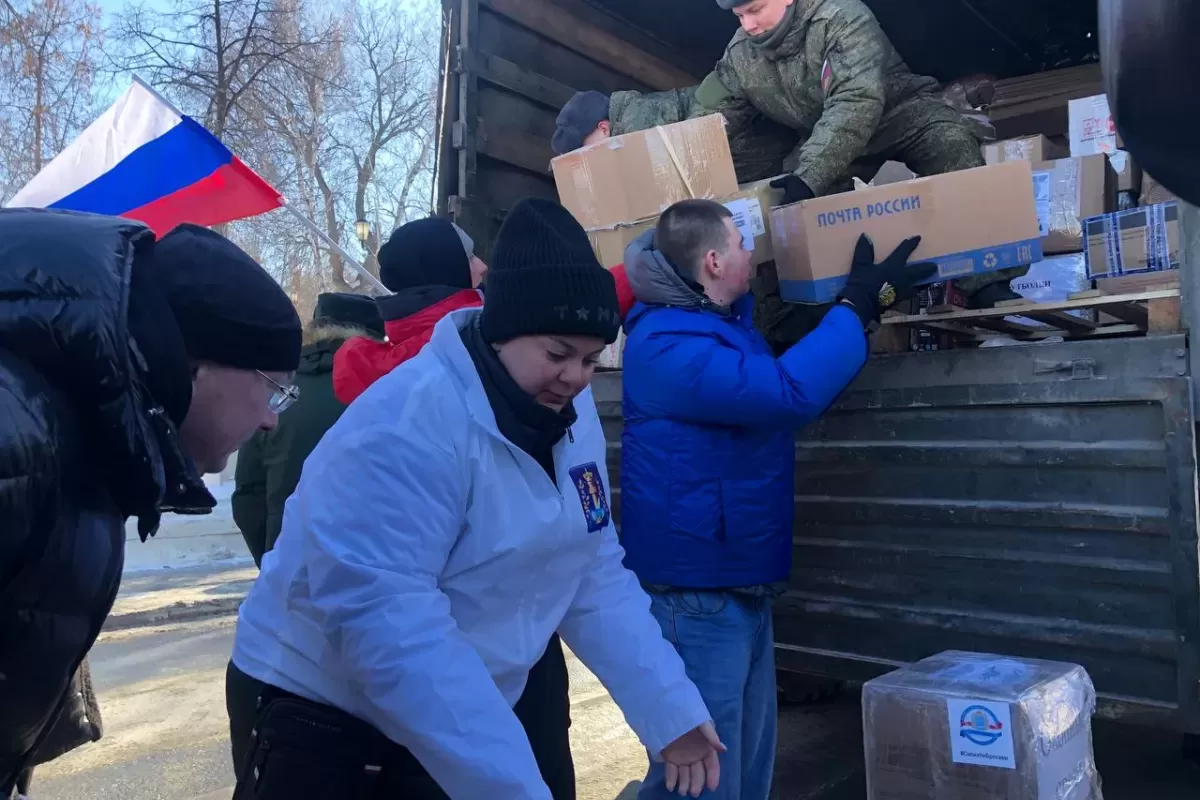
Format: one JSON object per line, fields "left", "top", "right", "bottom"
{"left": 863, "top": 651, "right": 1103, "bottom": 800}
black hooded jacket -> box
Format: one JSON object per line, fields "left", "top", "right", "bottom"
{"left": 0, "top": 210, "right": 214, "bottom": 786}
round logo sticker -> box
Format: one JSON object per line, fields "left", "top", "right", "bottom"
{"left": 959, "top": 704, "right": 1005, "bottom": 747}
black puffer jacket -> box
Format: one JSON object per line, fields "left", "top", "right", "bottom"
{"left": 0, "top": 209, "right": 215, "bottom": 787}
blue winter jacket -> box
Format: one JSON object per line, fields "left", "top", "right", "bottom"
{"left": 619, "top": 231, "right": 869, "bottom": 588}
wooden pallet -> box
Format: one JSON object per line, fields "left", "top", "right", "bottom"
{"left": 881, "top": 287, "right": 1182, "bottom": 342}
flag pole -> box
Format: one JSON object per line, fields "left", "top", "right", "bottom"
{"left": 131, "top": 75, "right": 391, "bottom": 296}
{"left": 280, "top": 200, "right": 391, "bottom": 295}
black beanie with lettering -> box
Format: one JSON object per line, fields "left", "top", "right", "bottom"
{"left": 480, "top": 198, "right": 620, "bottom": 344}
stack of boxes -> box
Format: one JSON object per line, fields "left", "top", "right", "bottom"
{"left": 550, "top": 95, "right": 1177, "bottom": 362}
{"left": 1063, "top": 94, "right": 1181, "bottom": 288}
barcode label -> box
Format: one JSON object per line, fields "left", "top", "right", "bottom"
{"left": 939, "top": 258, "right": 975, "bottom": 277}
{"left": 723, "top": 198, "right": 757, "bottom": 251}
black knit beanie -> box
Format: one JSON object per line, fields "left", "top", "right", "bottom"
{"left": 378, "top": 218, "right": 473, "bottom": 292}
{"left": 480, "top": 198, "right": 620, "bottom": 344}
{"left": 147, "top": 224, "right": 302, "bottom": 373}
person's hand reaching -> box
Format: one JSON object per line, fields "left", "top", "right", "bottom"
{"left": 837, "top": 234, "right": 937, "bottom": 328}
{"left": 659, "top": 721, "right": 726, "bottom": 797}
{"left": 769, "top": 174, "right": 816, "bottom": 205}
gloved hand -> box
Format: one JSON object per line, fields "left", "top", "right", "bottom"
{"left": 769, "top": 174, "right": 816, "bottom": 205}
{"left": 837, "top": 234, "right": 937, "bottom": 328}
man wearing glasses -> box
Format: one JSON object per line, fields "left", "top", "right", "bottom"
{"left": 0, "top": 213, "right": 302, "bottom": 797}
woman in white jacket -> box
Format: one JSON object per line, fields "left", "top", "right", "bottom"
{"left": 227, "top": 198, "right": 723, "bottom": 799}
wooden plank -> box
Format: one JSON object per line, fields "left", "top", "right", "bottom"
{"left": 1013, "top": 309, "right": 1099, "bottom": 335}
{"left": 468, "top": 51, "right": 575, "bottom": 110}
{"left": 881, "top": 289, "right": 1181, "bottom": 327}
{"left": 480, "top": 0, "right": 696, "bottom": 91}
{"left": 476, "top": 117, "right": 553, "bottom": 175}
{"left": 1098, "top": 302, "right": 1149, "bottom": 328}
{"left": 1148, "top": 296, "right": 1182, "bottom": 333}
{"left": 1095, "top": 273, "right": 1182, "bottom": 295}
{"left": 456, "top": 0, "right": 481, "bottom": 201}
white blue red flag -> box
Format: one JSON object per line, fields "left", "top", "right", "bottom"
{"left": 5, "top": 78, "right": 282, "bottom": 235}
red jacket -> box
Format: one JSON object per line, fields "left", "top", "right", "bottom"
{"left": 333, "top": 289, "right": 483, "bottom": 403}
{"left": 332, "top": 265, "right": 635, "bottom": 404}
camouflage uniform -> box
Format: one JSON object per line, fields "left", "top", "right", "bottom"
{"left": 610, "top": 86, "right": 798, "bottom": 184}
{"left": 697, "top": 0, "right": 1023, "bottom": 346}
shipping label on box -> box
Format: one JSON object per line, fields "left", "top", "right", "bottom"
{"left": 1084, "top": 202, "right": 1181, "bottom": 279}
{"left": 771, "top": 162, "right": 1042, "bottom": 304}
{"left": 1069, "top": 95, "right": 1121, "bottom": 157}
{"left": 947, "top": 698, "right": 1016, "bottom": 769}
{"left": 984, "top": 135, "right": 1069, "bottom": 165}
{"left": 1031, "top": 155, "right": 1117, "bottom": 255}
{"left": 552, "top": 114, "right": 738, "bottom": 232}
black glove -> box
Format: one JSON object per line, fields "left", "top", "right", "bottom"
{"left": 837, "top": 234, "right": 937, "bottom": 328}
{"left": 769, "top": 174, "right": 816, "bottom": 205}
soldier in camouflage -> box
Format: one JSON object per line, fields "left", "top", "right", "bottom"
{"left": 551, "top": 87, "right": 796, "bottom": 184}
{"left": 703, "top": 0, "right": 1027, "bottom": 347}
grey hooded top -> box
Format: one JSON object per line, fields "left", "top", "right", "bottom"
{"left": 621, "top": 229, "right": 731, "bottom": 318}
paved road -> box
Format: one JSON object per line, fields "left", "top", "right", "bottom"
{"left": 30, "top": 616, "right": 1200, "bottom": 799}
{"left": 31, "top": 616, "right": 647, "bottom": 800}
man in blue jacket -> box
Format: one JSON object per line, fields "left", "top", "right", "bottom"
{"left": 620, "top": 199, "right": 933, "bottom": 799}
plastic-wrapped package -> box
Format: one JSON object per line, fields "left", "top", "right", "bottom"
{"left": 863, "top": 651, "right": 1103, "bottom": 800}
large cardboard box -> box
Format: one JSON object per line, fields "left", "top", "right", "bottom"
{"left": 1068, "top": 94, "right": 1122, "bottom": 157}
{"left": 770, "top": 162, "right": 1042, "bottom": 304}
{"left": 1084, "top": 202, "right": 1181, "bottom": 279}
{"left": 586, "top": 178, "right": 783, "bottom": 269}
{"left": 863, "top": 651, "right": 1102, "bottom": 800}
{"left": 1032, "top": 155, "right": 1117, "bottom": 254}
{"left": 983, "top": 135, "right": 1068, "bottom": 165}
{"left": 551, "top": 114, "right": 738, "bottom": 232}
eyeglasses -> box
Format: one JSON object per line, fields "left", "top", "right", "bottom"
{"left": 258, "top": 370, "right": 300, "bottom": 414}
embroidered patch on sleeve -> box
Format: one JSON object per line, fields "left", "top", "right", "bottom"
{"left": 569, "top": 462, "right": 611, "bottom": 533}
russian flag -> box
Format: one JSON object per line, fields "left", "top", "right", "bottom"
{"left": 6, "top": 78, "right": 282, "bottom": 235}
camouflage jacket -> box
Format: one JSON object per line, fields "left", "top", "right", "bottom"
{"left": 609, "top": 87, "right": 699, "bottom": 135}
{"left": 613, "top": 85, "right": 798, "bottom": 184}
{"left": 705, "top": 0, "right": 940, "bottom": 194}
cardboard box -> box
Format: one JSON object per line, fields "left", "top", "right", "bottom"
{"left": 983, "top": 135, "right": 1068, "bottom": 165}
{"left": 863, "top": 651, "right": 1102, "bottom": 800}
{"left": 1141, "top": 172, "right": 1178, "bottom": 206}
{"left": 1068, "top": 94, "right": 1122, "bottom": 157}
{"left": 770, "top": 162, "right": 1042, "bottom": 304}
{"left": 552, "top": 114, "right": 738, "bottom": 232}
{"left": 1084, "top": 202, "right": 1181, "bottom": 279}
{"left": 1032, "top": 155, "right": 1117, "bottom": 254}
{"left": 586, "top": 178, "right": 783, "bottom": 269}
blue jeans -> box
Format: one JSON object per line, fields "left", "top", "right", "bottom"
{"left": 638, "top": 591, "right": 776, "bottom": 800}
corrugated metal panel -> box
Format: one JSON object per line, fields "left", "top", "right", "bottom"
{"left": 591, "top": 335, "right": 1200, "bottom": 732}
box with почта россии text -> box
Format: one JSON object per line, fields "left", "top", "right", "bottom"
{"left": 770, "top": 161, "right": 1043, "bottom": 304}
